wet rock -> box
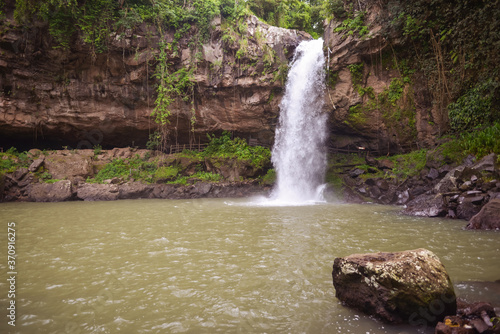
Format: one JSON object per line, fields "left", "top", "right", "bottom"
{"left": 457, "top": 197, "right": 483, "bottom": 221}
{"left": 349, "top": 168, "right": 365, "bottom": 178}
{"left": 396, "top": 189, "right": 410, "bottom": 205}
{"left": 357, "top": 186, "right": 367, "bottom": 195}
{"left": 403, "top": 193, "right": 447, "bottom": 217}
{"left": 28, "top": 157, "right": 44, "bottom": 172}
{"left": 44, "top": 153, "right": 93, "bottom": 180}
{"left": 427, "top": 168, "right": 439, "bottom": 180}
{"left": 466, "top": 199, "right": 500, "bottom": 230}
{"left": 368, "top": 185, "right": 381, "bottom": 198}
{"left": 434, "top": 166, "right": 464, "bottom": 194}
{"left": 472, "top": 153, "right": 498, "bottom": 173}
{"left": 13, "top": 168, "right": 28, "bottom": 181}
{"left": 460, "top": 181, "right": 473, "bottom": 191}
{"left": 192, "top": 182, "right": 212, "bottom": 196}
{"left": 463, "top": 155, "right": 476, "bottom": 167}
{"left": 77, "top": 184, "right": 119, "bottom": 201}
{"left": 28, "top": 180, "right": 75, "bottom": 202}
{"left": 410, "top": 185, "right": 427, "bottom": 197}
{"left": 489, "top": 192, "right": 500, "bottom": 200}
{"left": 481, "top": 180, "right": 497, "bottom": 192}
{"left": 436, "top": 301, "right": 499, "bottom": 334}
{"left": 439, "top": 165, "right": 453, "bottom": 178}
{"left": 332, "top": 248, "right": 456, "bottom": 324}
{"left": 376, "top": 179, "right": 389, "bottom": 191}
{"left": 17, "top": 173, "right": 34, "bottom": 188}
{"left": 118, "top": 182, "right": 153, "bottom": 199}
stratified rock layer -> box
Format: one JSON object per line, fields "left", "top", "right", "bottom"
{"left": 332, "top": 248, "right": 456, "bottom": 324}
{"left": 0, "top": 13, "right": 308, "bottom": 148}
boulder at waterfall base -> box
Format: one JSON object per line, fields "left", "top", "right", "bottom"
{"left": 465, "top": 199, "right": 500, "bottom": 230}
{"left": 332, "top": 248, "right": 456, "bottom": 324}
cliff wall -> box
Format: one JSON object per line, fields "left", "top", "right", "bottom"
{"left": 0, "top": 10, "right": 309, "bottom": 149}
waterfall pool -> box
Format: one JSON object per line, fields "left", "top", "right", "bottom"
{"left": 0, "top": 198, "right": 498, "bottom": 333}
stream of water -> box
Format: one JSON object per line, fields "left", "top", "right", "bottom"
{"left": 0, "top": 199, "right": 499, "bottom": 333}
{"left": 271, "top": 39, "right": 328, "bottom": 204}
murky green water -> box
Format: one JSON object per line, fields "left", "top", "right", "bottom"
{"left": 0, "top": 198, "right": 499, "bottom": 333}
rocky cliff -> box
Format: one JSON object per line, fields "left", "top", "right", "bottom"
{"left": 322, "top": 0, "right": 443, "bottom": 155}
{"left": 0, "top": 9, "right": 309, "bottom": 149}
{"left": 2, "top": 0, "right": 496, "bottom": 155}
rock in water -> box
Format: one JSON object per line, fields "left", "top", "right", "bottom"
{"left": 466, "top": 198, "right": 500, "bottom": 230}
{"left": 332, "top": 248, "right": 456, "bottom": 325}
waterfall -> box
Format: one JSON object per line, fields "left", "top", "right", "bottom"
{"left": 270, "top": 38, "right": 328, "bottom": 204}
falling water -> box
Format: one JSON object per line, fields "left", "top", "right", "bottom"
{"left": 271, "top": 38, "right": 328, "bottom": 204}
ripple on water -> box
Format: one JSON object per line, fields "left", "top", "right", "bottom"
{"left": 0, "top": 199, "right": 499, "bottom": 333}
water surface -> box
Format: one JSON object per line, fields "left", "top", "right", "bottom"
{"left": 0, "top": 198, "right": 499, "bottom": 333}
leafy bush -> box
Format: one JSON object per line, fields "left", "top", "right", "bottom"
{"left": 334, "top": 11, "right": 369, "bottom": 38}
{"left": 441, "top": 122, "right": 500, "bottom": 162}
{"left": 448, "top": 80, "right": 499, "bottom": 132}
{"left": 93, "top": 158, "right": 130, "bottom": 183}
{"left": 386, "top": 149, "right": 427, "bottom": 179}
{"left": 0, "top": 147, "right": 29, "bottom": 175}
{"left": 260, "top": 168, "right": 276, "bottom": 185}
{"left": 191, "top": 171, "right": 223, "bottom": 182}
{"left": 154, "top": 166, "right": 179, "bottom": 181}
{"left": 201, "top": 131, "right": 271, "bottom": 169}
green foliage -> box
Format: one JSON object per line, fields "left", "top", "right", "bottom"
{"left": 260, "top": 168, "right": 276, "bottom": 185}
{"left": 347, "top": 63, "right": 363, "bottom": 86}
{"left": 202, "top": 131, "right": 271, "bottom": 169}
{"left": 154, "top": 166, "right": 179, "bottom": 181}
{"left": 386, "top": 0, "right": 500, "bottom": 135}
{"left": 146, "top": 131, "right": 162, "bottom": 151}
{"left": 344, "top": 104, "right": 368, "bottom": 128}
{"left": 383, "top": 78, "right": 405, "bottom": 106}
{"left": 322, "top": 0, "right": 346, "bottom": 20}
{"left": 448, "top": 80, "right": 499, "bottom": 133}
{"left": 93, "top": 144, "right": 102, "bottom": 156}
{"left": 14, "top": 0, "right": 116, "bottom": 52}
{"left": 334, "top": 11, "right": 368, "bottom": 38}
{"left": 152, "top": 42, "right": 174, "bottom": 126}
{"left": 246, "top": 0, "right": 324, "bottom": 37}
{"left": 39, "top": 171, "right": 56, "bottom": 182}
{"left": 92, "top": 158, "right": 131, "bottom": 183}
{"left": 0, "top": 147, "right": 30, "bottom": 174}
{"left": 441, "top": 122, "right": 500, "bottom": 162}
{"left": 386, "top": 149, "right": 427, "bottom": 179}
{"left": 191, "top": 171, "right": 223, "bottom": 182}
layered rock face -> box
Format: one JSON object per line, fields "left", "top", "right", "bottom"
{"left": 0, "top": 12, "right": 309, "bottom": 149}
{"left": 0, "top": 0, "right": 447, "bottom": 154}
{"left": 332, "top": 248, "right": 457, "bottom": 325}
{"left": 323, "top": 1, "right": 443, "bottom": 154}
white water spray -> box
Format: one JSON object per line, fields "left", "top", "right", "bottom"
{"left": 270, "top": 38, "right": 328, "bottom": 204}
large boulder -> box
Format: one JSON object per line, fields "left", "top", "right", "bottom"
{"left": 332, "top": 248, "right": 456, "bottom": 325}
{"left": 118, "top": 182, "right": 153, "bottom": 199}
{"left": 466, "top": 199, "right": 500, "bottom": 230}
{"left": 43, "top": 152, "right": 93, "bottom": 180}
{"left": 76, "top": 184, "right": 120, "bottom": 201}
{"left": 28, "top": 180, "right": 75, "bottom": 202}
{"left": 402, "top": 193, "right": 447, "bottom": 217}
